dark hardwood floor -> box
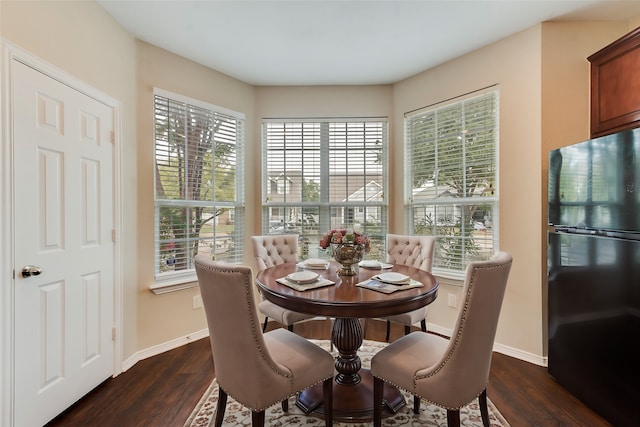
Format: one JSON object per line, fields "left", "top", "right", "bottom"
{"left": 46, "top": 319, "right": 611, "bottom": 427}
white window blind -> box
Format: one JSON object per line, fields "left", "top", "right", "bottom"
{"left": 154, "top": 89, "right": 244, "bottom": 282}
{"left": 263, "top": 118, "right": 387, "bottom": 260}
{"left": 406, "top": 89, "right": 498, "bottom": 276}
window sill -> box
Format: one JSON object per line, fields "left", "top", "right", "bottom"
{"left": 432, "top": 270, "right": 465, "bottom": 287}
{"left": 150, "top": 274, "right": 198, "bottom": 295}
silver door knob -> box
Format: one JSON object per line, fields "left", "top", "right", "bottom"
{"left": 21, "top": 265, "right": 42, "bottom": 278}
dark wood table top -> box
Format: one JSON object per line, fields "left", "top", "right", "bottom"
{"left": 256, "top": 262, "right": 439, "bottom": 318}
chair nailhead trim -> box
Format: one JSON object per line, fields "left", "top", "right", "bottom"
{"left": 376, "top": 258, "right": 512, "bottom": 411}
{"left": 374, "top": 379, "right": 486, "bottom": 411}
{"left": 199, "top": 260, "right": 333, "bottom": 413}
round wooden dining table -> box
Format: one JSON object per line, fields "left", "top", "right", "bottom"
{"left": 256, "top": 261, "right": 439, "bottom": 422}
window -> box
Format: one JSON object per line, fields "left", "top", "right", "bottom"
{"left": 154, "top": 89, "right": 244, "bottom": 285}
{"left": 406, "top": 89, "right": 498, "bottom": 277}
{"left": 274, "top": 174, "right": 291, "bottom": 194}
{"left": 263, "top": 119, "right": 387, "bottom": 260}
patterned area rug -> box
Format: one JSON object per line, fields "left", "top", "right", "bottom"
{"left": 184, "top": 339, "right": 510, "bottom": 427}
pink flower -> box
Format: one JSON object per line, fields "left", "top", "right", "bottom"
{"left": 319, "top": 228, "right": 370, "bottom": 253}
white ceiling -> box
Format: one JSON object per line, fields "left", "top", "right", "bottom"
{"left": 97, "top": 0, "right": 640, "bottom": 86}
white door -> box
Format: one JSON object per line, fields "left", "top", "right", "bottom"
{"left": 12, "top": 59, "right": 115, "bottom": 427}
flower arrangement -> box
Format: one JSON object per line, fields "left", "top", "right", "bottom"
{"left": 319, "top": 228, "right": 371, "bottom": 253}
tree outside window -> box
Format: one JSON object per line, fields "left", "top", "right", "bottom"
{"left": 407, "top": 89, "right": 498, "bottom": 275}
{"left": 154, "top": 90, "right": 244, "bottom": 280}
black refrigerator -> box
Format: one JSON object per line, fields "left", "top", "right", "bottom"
{"left": 548, "top": 128, "right": 640, "bottom": 426}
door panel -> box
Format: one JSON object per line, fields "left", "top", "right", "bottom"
{"left": 12, "top": 59, "right": 115, "bottom": 427}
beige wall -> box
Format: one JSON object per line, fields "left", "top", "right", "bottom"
{"left": 390, "top": 20, "right": 636, "bottom": 359}
{"left": 1, "top": 0, "right": 139, "bottom": 359}
{"left": 540, "top": 21, "right": 631, "bottom": 355}
{"left": 393, "top": 26, "right": 545, "bottom": 357}
{"left": 135, "top": 41, "right": 255, "bottom": 349}
{"left": 3, "top": 0, "right": 639, "bottom": 365}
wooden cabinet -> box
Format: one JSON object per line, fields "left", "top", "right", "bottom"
{"left": 588, "top": 26, "right": 640, "bottom": 138}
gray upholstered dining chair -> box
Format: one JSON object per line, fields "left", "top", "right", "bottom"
{"left": 194, "top": 255, "right": 334, "bottom": 427}
{"left": 381, "top": 233, "right": 435, "bottom": 341}
{"left": 371, "top": 251, "right": 513, "bottom": 427}
{"left": 251, "top": 234, "right": 316, "bottom": 332}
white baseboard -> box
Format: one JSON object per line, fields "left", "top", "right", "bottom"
{"left": 493, "top": 342, "right": 547, "bottom": 367}
{"left": 121, "top": 328, "right": 209, "bottom": 372}
{"left": 427, "top": 322, "right": 547, "bottom": 367}
{"left": 425, "top": 322, "right": 453, "bottom": 338}
{"left": 120, "top": 320, "right": 547, "bottom": 375}
{"left": 120, "top": 319, "right": 329, "bottom": 374}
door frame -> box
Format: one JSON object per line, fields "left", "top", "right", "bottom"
{"left": 0, "top": 39, "right": 123, "bottom": 427}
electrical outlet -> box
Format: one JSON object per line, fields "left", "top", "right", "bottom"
{"left": 193, "top": 295, "right": 203, "bottom": 309}
{"left": 447, "top": 293, "right": 457, "bottom": 308}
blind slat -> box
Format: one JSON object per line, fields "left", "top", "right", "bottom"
{"left": 262, "top": 118, "right": 388, "bottom": 260}
{"left": 406, "top": 90, "right": 498, "bottom": 274}
{"left": 154, "top": 92, "right": 245, "bottom": 278}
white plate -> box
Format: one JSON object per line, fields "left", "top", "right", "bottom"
{"left": 359, "top": 260, "right": 381, "bottom": 269}
{"left": 304, "top": 258, "right": 329, "bottom": 268}
{"left": 287, "top": 271, "right": 319, "bottom": 284}
{"left": 375, "top": 272, "right": 410, "bottom": 284}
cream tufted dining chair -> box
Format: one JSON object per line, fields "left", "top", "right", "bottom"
{"left": 251, "top": 235, "right": 316, "bottom": 332}
{"left": 371, "top": 252, "right": 513, "bottom": 427}
{"left": 382, "top": 233, "right": 436, "bottom": 341}
{"left": 194, "top": 255, "right": 334, "bottom": 427}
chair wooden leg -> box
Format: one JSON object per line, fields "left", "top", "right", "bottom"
{"left": 420, "top": 318, "right": 427, "bottom": 332}
{"left": 373, "top": 376, "right": 384, "bottom": 427}
{"left": 323, "top": 377, "right": 333, "bottom": 427}
{"left": 404, "top": 325, "right": 411, "bottom": 335}
{"left": 251, "top": 410, "right": 265, "bottom": 426}
{"left": 446, "top": 409, "right": 461, "bottom": 427}
{"left": 385, "top": 320, "right": 391, "bottom": 342}
{"left": 214, "top": 387, "right": 228, "bottom": 427}
{"left": 262, "top": 317, "right": 269, "bottom": 332}
{"left": 281, "top": 398, "right": 288, "bottom": 412}
{"left": 413, "top": 395, "right": 421, "bottom": 414}
{"left": 478, "top": 389, "right": 490, "bottom": 427}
